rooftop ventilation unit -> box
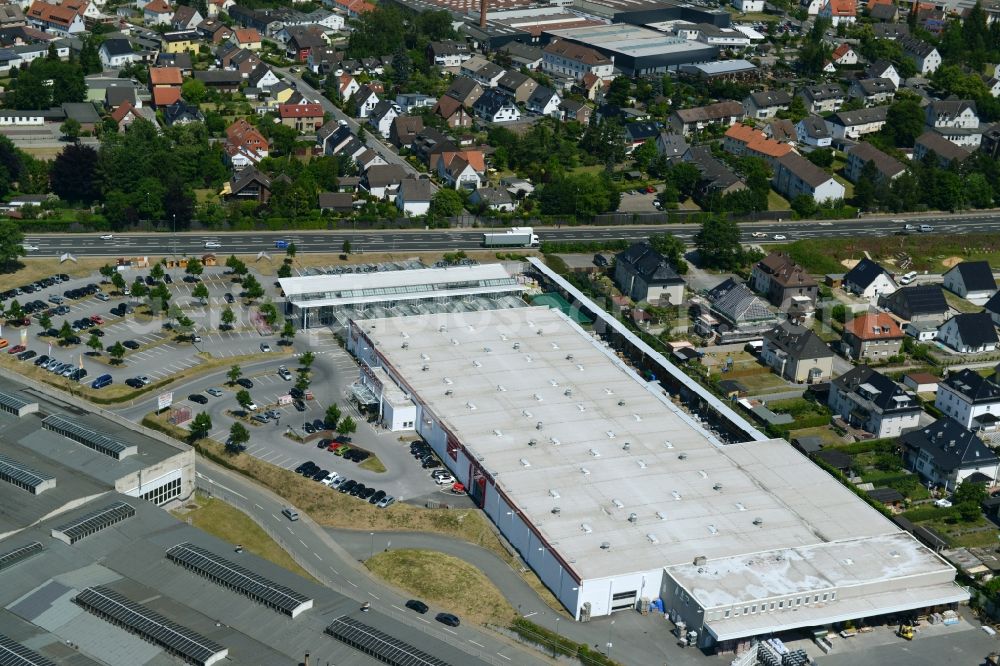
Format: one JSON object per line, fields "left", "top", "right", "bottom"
{"left": 678, "top": 453, "right": 688, "bottom": 460}
{"left": 713, "top": 483, "right": 723, "bottom": 491}
{"left": 401, "top": 342, "right": 409, "bottom": 349}
{"left": 600, "top": 542, "right": 611, "bottom": 551}
{"left": 604, "top": 388, "right": 614, "bottom": 395}
{"left": 577, "top": 403, "right": 587, "bottom": 412}
{"left": 566, "top": 353, "right": 574, "bottom": 361}
{"left": 438, "top": 325, "right": 447, "bottom": 332}
{"left": 443, "top": 377, "right": 453, "bottom": 385}
{"left": 633, "top": 414, "right": 642, "bottom": 422}
{"left": 549, "top": 489, "right": 560, "bottom": 498}
{"left": 445, "top": 389, "right": 453, "bottom": 396}
{"left": 612, "top": 498, "right": 624, "bottom": 508}
{"left": 497, "top": 385, "right": 506, "bottom": 392}
{"left": 606, "top": 430, "right": 615, "bottom": 439}
{"left": 736, "top": 502, "right": 746, "bottom": 512}
{"left": 513, "top": 342, "right": 521, "bottom": 350}
{"left": 697, "top": 470, "right": 707, "bottom": 479}
{"left": 843, "top": 558, "right": 853, "bottom": 565}
{"left": 519, "top": 458, "right": 530, "bottom": 467}
{"left": 549, "top": 437, "right": 561, "bottom": 446}
{"left": 646, "top": 534, "right": 659, "bottom": 544}
{"left": 528, "top": 439, "right": 537, "bottom": 447}
{"left": 753, "top": 517, "right": 763, "bottom": 526}
{"left": 577, "top": 364, "right": 585, "bottom": 372}
{"left": 628, "top": 513, "right": 638, "bottom": 523}
{"left": 549, "top": 379, "right": 559, "bottom": 387}
{"left": 466, "top": 402, "right": 476, "bottom": 410}
{"left": 664, "top": 441, "right": 674, "bottom": 449}
{"left": 565, "top": 388, "right": 573, "bottom": 397}
{"left": 401, "top": 332, "right": 409, "bottom": 339}
{"left": 536, "top": 421, "right": 544, "bottom": 430}
{"left": 467, "top": 325, "right": 475, "bottom": 332}
{"left": 528, "top": 321, "right": 535, "bottom": 328}
{"left": 617, "top": 400, "right": 626, "bottom": 407}
{"left": 656, "top": 511, "right": 667, "bottom": 520}
{"left": 493, "top": 429, "right": 503, "bottom": 437}
{"left": 420, "top": 353, "right": 430, "bottom": 361}
{"left": 622, "top": 442, "right": 631, "bottom": 451}
{"left": 450, "top": 338, "right": 459, "bottom": 346}
{"left": 637, "top": 460, "right": 647, "bottom": 469}
{"left": 694, "top": 556, "right": 707, "bottom": 566}
{"left": 533, "top": 394, "right": 543, "bottom": 402}
{"left": 552, "top": 507, "right": 561, "bottom": 515}
{"left": 536, "top": 329, "right": 543, "bottom": 336}
{"left": 501, "top": 334, "right": 508, "bottom": 341}
{"left": 672, "top": 490, "right": 682, "bottom": 501}
{"left": 525, "top": 355, "right": 533, "bottom": 363}
{"left": 581, "top": 523, "right": 593, "bottom": 533}
{"left": 472, "top": 360, "right": 481, "bottom": 368}
{"left": 580, "top": 467, "right": 590, "bottom": 475}
{"left": 522, "top": 409, "right": 533, "bottom": 418}
{"left": 421, "top": 365, "right": 429, "bottom": 372}
{"left": 708, "top": 525, "right": 718, "bottom": 535}
{"left": 589, "top": 448, "right": 601, "bottom": 457}
{"left": 551, "top": 342, "right": 560, "bottom": 350}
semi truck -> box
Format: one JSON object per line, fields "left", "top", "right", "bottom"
{"left": 481, "top": 227, "right": 540, "bottom": 248}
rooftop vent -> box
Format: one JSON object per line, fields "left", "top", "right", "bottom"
{"left": 600, "top": 542, "right": 611, "bottom": 551}
{"left": 450, "top": 338, "right": 459, "bottom": 346}
{"left": 622, "top": 442, "right": 631, "bottom": 451}
{"left": 606, "top": 430, "right": 615, "bottom": 439}
{"left": 493, "top": 429, "right": 503, "bottom": 437}
{"left": 646, "top": 533, "right": 659, "bottom": 544}
{"left": 467, "top": 325, "right": 475, "bottom": 332}
{"left": 466, "top": 402, "right": 476, "bottom": 410}
{"left": 536, "top": 329, "right": 543, "bottom": 336}
{"left": 698, "top": 470, "right": 707, "bottom": 479}
{"left": 445, "top": 389, "right": 453, "bottom": 396}
{"left": 678, "top": 453, "right": 688, "bottom": 460}
{"left": 564, "top": 388, "right": 573, "bottom": 397}
{"left": 617, "top": 400, "right": 626, "bottom": 407}
{"left": 401, "top": 332, "right": 409, "bottom": 339}
{"left": 656, "top": 511, "right": 667, "bottom": 520}
{"left": 576, "top": 364, "right": 585, "bottom": 372}
{"left": 736, "top": 502, "right": 746, "bottom": 512}
{"left": 402, "top": 342, "right": 409, "bottom": 349}
{"left": 519, "top": 458, "right": 531, "bottom": 467}
{"left": 549, "top": 379, "right": 559, "bottom": 387}
{"left": 550, "top": 437, "right": 561, "bottom": 446}
{"left": 528, "top": 321, "right": 535, "bottom": 328}
{"left": 633, "top": 414, "right": 642, "bottom": 422}
{"left": 581, "top": 523, "right": 593, "bottom": 533}
{"left": 472, "top": 360, "right": 481, "bottom": 368}
{"left": 500, "top": 334, "right": 508, "bottom": 341}
{"left": 664, "top": 441, "right": 674, "bottom": 449}
{"left": 533, "top": 394, "right": 542, "bottom": 402}
{"left": 422, "top": 365, "right": 429, "bottom": 372}
{"left": 549, "top": 489, "right": 560, "bottom": 498}
{"left": 713, "top": 483, "right": 723, "bottom": 492}
{"left": 566, "top": 353, "right": 574, "bottom": 361}
{"left": 438, "top": 325, "right": 446, "bottom": 332}
{"left": 528, "top": 439, "right": 537, "bottom": 447}
{"left": 536, "top": 421, "right": 544, "bottom": 430}
{"left": 522, "top": 409, "right": 533, "bottom": 418}
{"left": 497, "top": 385, "right": 506, "bottom": 392}
{"left": 694, "top": 556, "right": 707, "bottom": 566}
{"left": 513, "top": 342, "right": 520, "bottom": 350}
{"left": 612, "top": 498, "right": 624, "bottom": 508}
{"left": 672, "top": 490, "right": 682, "bottom": 501}
{"left": 753, "top": 517, "right": 763, "bottom": 526}
{"left": 552, "top": 507, "right": 561, "bottom": 515}
{"left": 580, "top": 467, "right": 590, "bottom": 475}
{"left": 843, "top": 558, "right": 853, "bottom": 565}
{"left": 443, "top": 377, "right": 453, "bottom": 385}
{"left": 551, "top": 342, "right": 560, "bottom": 350}
{"left": 627, "top": 513, "right": 638, "bottom": 523}
{"left": 604, "top": 388, "right": 614, "bottom": 395}
{"left": 577, "top": 403, "right": 586, "bottom": 412}
{"left": 525, "top": 355, "right": 533, "bottom": 363}
{"left": 420, "top": 353, "right": 430, "bottom": 361}
{"left": 589, "top": 448, "right": 601, "bottom": 457}
{"left": 708, "top": 525, "right": 718, "bottom": 535}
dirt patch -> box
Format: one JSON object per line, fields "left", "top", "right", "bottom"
{"left": 942, "top": 256, "right": 964, "bottom": 268}
{"left": 840, "top": 258, "right": 860, "bottom": 269}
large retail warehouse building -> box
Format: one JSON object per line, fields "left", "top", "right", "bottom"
{"left": 348, "top": 306, "right": 967, "bottom": 651}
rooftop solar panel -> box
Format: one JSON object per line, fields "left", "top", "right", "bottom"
{"left": 41, "top": 415, "right": 136, "bottom": 460}
{"left": 166, "top": 543, "right": 313, "bottom": 618}
{"left": 326, "top": 617, "right": 453, "bottom": 666}
{"left": 0, "top": 633, "right": 57, "bottom": 666}
{"left": 51, "top": 501, "right": 135, "bottom": 545}
{"left": 0, "top": 455, "right": 55, "bottom": 494}
{"left": 75, "top": 586, "right": 227, "bottom": 666}
{"left": 0, "top": 542, "right": 43, "bottom": 574}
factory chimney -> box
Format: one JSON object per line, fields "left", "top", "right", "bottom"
{"left": 479, "top": 0, "right": 487, "bottom": 28}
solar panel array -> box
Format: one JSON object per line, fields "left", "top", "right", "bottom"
{"left": 75, "top": 586, "right": 228, "bottom": 666}
{"left": 51, "top": 501, "right": 135, "bottom": 545}
{"left": 326, "top": 617, "right": 453, "bottom": 666}
{"left": 0, "top": 633, "right": 57, "bottom": 666}
{"left": 0, "top": 542, "right": 43, "bottom": 574}
{"left": 41, "top": 415, "right": 136, "bottom": 460}
{"left": 166, "top": 542, "right": 313, "bottom": 618}
{"left": 0, "top": 391, "right": 36, "bottom": 417}
{"left": 0, "top": 454, "right": 55, "bottom": 494}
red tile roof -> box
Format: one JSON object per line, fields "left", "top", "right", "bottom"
{"left": 144, "top": 0, "right": 172, "bottom": 14}
{"left": 725, "top": 123, "right": 794, "bottom": 159}
{"left": 845, "top": 312, "right": 903, "bottom": 340}
{"left": 278, "top": 103, "right": 324, "bottom": 118}
{"left": 233, "top": 28, "right": 260, "bottom": 43}
{"left": 27, "top": 1, "right": 78, "bottom": 27}
{"left": 826, "top": 0, "right": 857, "bottom": 16}
{"left": 110, "top": 101, "right": 136, "bottom": 123}
{"left": 152, "top": 87, "right": 182, "bottom": 107}
{"left": 149, "top": 67, "right": 183, "bottom": 86}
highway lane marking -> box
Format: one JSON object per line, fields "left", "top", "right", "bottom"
{"left": 347, "top": 580, "right": 358, "bottom": 588}
{"left": 496, "top": 653, "right": 511, "bottom": 660}
{"left": 443, "top": 628, "right": 457, "bottom": 635}
{"left": 254, "top": 503, "right": 263, "bottom": 510}
{"left": 368, "top": 592, "right": 379, "bottom": 600}
{"left": 418, "top": 617, "right": 430, "bottom": 624}
{"left": 272, "top": 513, "right": 280, "bottom": 521}
{"left": 329, "top": 567, "right": 339, "bottom": 574}
{"left": 314, "top": 553, "right": 322, "bottom": 561}
{"left": 392, "top": 605, "right": 405, "bottom": 612}
{"left": 469, "top": 640, "right": 485, "bottom": 648}
{"left": 299, "top": 539, "right": 308, "bottom": 548}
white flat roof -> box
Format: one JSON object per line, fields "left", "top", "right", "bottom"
{"left": 279, "top": 264, "right": 521, "bottom": 308}
{"left": 546, "top": 23, "right": 694, "bottom": 57}
{"left": 362, "top": 307, "right": 921, "bottom": 582}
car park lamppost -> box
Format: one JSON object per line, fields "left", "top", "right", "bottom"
{"left": 369, "top": 532, "right": 374, "bottom": 560}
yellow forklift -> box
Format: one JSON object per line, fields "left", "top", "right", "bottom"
{"left": 897, "top": 622, "right": 915, "bottom": 640}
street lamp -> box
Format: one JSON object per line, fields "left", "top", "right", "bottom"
{"left": 369, "top": 532, "right": 374, "bottom": 560}
{"left": 607, "top": 619, "right": 615, "bottom": 658}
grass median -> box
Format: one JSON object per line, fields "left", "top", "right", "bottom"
{"left": 143, "top": 411, "right": 568, "bottom": 620}
{"left": 365, "top": 549, "right": 515, "bottom": 625}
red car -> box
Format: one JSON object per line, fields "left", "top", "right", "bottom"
{"left": 645, "top": 186, "right": 656, "bottom": 193}
{"left": 6, "top": 345, "right": 25, "bottom": 355}
{"left": 89, "top": 315, "right": 104, "bottom": 325}
{"left": 327, "top": 442, "right": 345, "bottom": 452}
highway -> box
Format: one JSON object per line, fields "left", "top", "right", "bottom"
{"left": 22, "top": 212, "right": 1000, "bottom": 257}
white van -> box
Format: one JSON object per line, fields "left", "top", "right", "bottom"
{"left": 898, "top": 271, "right": 917, "bottom": 285}
{"left": 281, "top": 507, "right": 299, "bottom": 521}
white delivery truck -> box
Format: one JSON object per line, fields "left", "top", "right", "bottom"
{"left": 481, "top": 227, "right": 540, "bottom": 248}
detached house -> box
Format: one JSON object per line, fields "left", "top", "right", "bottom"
{"left": 143, "top": 0, "right": 173, "bottom": 27}
{"left": 936, "top": 368, "right": 1000, "bottom": 432}
{"left": 914, "top": 131, "right": 974, "bottom": 166}
{"left": 723, "top": 123, "right": 794, "bottom": 168}
{"left": 772, "top": 153, "right": 845, "bottom": 203}
{"left": 796, "top": 116, "right": 832, "bottom": 147}
{"left": 333, "top": 73, "right": 359, "bottom": 102}
{"left": 866, "top": 60, "right": 901, "bottom": 88}
{"left": 224, "top": 166, "right": 271, "bottom": 203}
{"left": 761, "top": 321, "right": 835, "bottom": 383}
{"left": 818, "top": 0, "right": 857, "bottom": 25}
{"left": 444, "top": 77, "right": 483, "bottom": 108}
{"left": 986, "top": 291, "right": 1000, "bottom": 328}
{"left": 542, "top": 40, "right": 614, "bottom": 81}
{"left": 902, "top": 418, "right": 1000, "bottom": 488}
{"left": 388, "top": 115, "right": 423, "bottom": 149}
{"left": 850, "top": 78, "right": 896, "bottom": 107}
{"left": 472, "top": 89, "right": 520, "bottom": 123}
{"left": 353, "top": 84, "right": 379, "bottom": 118}
{"left": 901, "top": 36, "right": 941, "bottom": 74}
{"left": 434, "top": 150, "right": 485, "bottom": 190}
{"left": 279, "top": 103, "right": 324, "bottom": 132}
{"left": 844, "top": 258, "right": 898, "bottom": 302}
{"left": 743, "top": 89, "right": 792, "bottom": 119}
{"left": 701, "top": 279, "right": 778, "bottom": 342}
{"left": 369, "top": 100, "right": 400, "bottom": 139}
{"left": 880, "top": 285, "right": 949, "bottom": 326}
{"left": 750, "top": 252, "right": 818, "bottom": 309}
{"left": 225, "top": 118, "right": 269, "bottom": 170}
{"left": 232, "top": 27, "right": 262, "bottom": 51}
{"left": 432, "top": 96, "right": 472, "bottom": 129}
{"left": 26, "top": 0, "right": 84, "bottom": 34}
{"left": 830, "top": 43, "right": 858, "bottom": 65}
{"left": 925, "top": 100, "right": 981, "bottom": 149}
{"left": 799, "top": 84, "right": 845, "bottom": 114}
{"left": 396, "top": 178, "right": 433, "bottom": 217}
{"left": 427, "top": 40, "right": 471, "bottom": 69}
{"left": 527, "top": 86, "right": 561, "bottom": 117}
{"left": 614, "top": 242, "right": 686, "bottom": 306}
{"left": 825, "top": 106, "right": 888, "bottom": 141}
{"left": 844, "top": 142, "right": 906, "bottom": 183}
{"left": 171, "top": 4, "right": 202, "bottom": 30}
{"left": 943, "top": 261, "right": 997, "bottom": 305}
{"left": 669, "top": 100, "right": 744, "bottom": 137}
{"left": 497, "top": 70, "right": 538, "bottom": 104}
{"left": 937, "top": 312, "right": 1000, "bottom": 354}
{"left": 829, "top": 366, "right": 921, "bottom": 437}
{"left": 841, "top": 311, "right": 904, "bottom": 360}
{"left": 99, "top": 38, "right": 139, "bottom": 69}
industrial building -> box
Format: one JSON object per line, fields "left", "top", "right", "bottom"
{"left": 346, "top": 303, "right": 967, "bottom": 651}
{"left": 280, "top": 263, "right": 526, "bottom": 329}
{"left": 543, "top": 23, "right": 718, "bottom": 74}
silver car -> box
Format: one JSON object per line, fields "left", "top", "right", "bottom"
{"left": 61, "top": 365, "right": 77, "bottom": 377}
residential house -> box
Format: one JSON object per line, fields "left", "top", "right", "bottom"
{"left": 363, "top": 164, "right": 407, "bottom": 199}
{"left": 925, "top": 99, "right": 981, "bottom": 148}
{"left": 105, "top": 87, "right": 138, "bottom": 111}
{"left": 61, "top": 102, "right": 100, "bottom": 133}
{"left": 613, "top": 242, "right": 686, "bottom": 306}
{"left": 98, "top": 39, "right": 139, "bottom": 68}
{"left": 844, "top": 142, "right": 906, "bottom": 183}
{"left": 427, "top": 40, "right": 471, "bottom": 69}
{"left": 151, "top": 86, "right": 182, "bottom": 108}
{"left": 850, "top": 78, "right": 896, "bottom": 107}
{"left": 316, "top": 120, "right": 352, "bottom": 155}
{"left": 578, "top": 72, "right": 606, "bottom": 102}
{"left": 772, "top": 152, "right": 845, "bottom": 203}
{"left": 149, "top": 66, "right": 183, "bottom": 89}
{"left": 732, "top": 0, "right": 765, "bottom": 10}
{"left": 395, "top": 94, "right": 435, "bottom": 114}
{"left": 155, "top": 51, "right": 193, "bottom": 74}
{"left": 561, "top": 99, "right": 592, "bottom": 124}
{"left": 171, "top": 4, "right": 202, "bottom": 30}
{"left": 742, "top": 89, "right": 792, "bottom": 119}
{"left": 902, "top": 418, "right": 1000, "bottom": 488}
{"left": 411, "top": 128, "right": 457, "bottom": 167}
{"left": 469, "top": 186, "right": 515, "bottom": 212}
{"left": 829, "top": 365, "right": 921, "bottom": 437}
{"left": 247, "top": 63, "right": 280, "bottom": 91}
{"left": 332, "top": 73, "right": 359, "bottom": 101}
{"left": 880, "top": 285, "right": 950, "bottom": 326}
{"left": 750, "top": 252, "right": 818, "bottom": 309}
{"left": 799, "top": 84, "right": 845, "bottom": 114}
{"left": 525, "top": 85, "right": 560, "bottom": 117}
{"left": 307, "top": 47, "right": 342, "bottom": 75}
{"left": 825, "top": 106, "right": 889, "bottom": 141}
{"left": 388, "top": 115, "right": 423, "bottom": 149}
{"left": 499, "top": 42, "right": 544, "bottom": 70}
{"left": 352, "top": 84, "right": 379, "bottom": 118}
{"left": 901, "top": 35, "right": 941, "bottom": 74}
{"left": 0, "top": 5, "right": 24, "bottom": 29}
{"left": 444, "top": 77, "right": 483, "bottom": 108}
{"left": 318, "top": 192, "right": 354, "bottom": 213}
{"left": 843, "top": 258, "right": 898, "bottom": 302}
{"left": 830, "top": 43, "right": 858, "bottom": 65}
{"left": 542, "top": 40, "right": 614, "bottom": 81}
{"left": 368, "top": 100, "right": 400, "bottom": 139}
{"left": 761, "top": 321, "right": 835, "bottom": 383}
{"left": 332, "top": 0, "right": 375, "bottom": 16}
{"left": 943, "top": 261, "right": 997, "bottom": 305}
{"left": 193, "top": 70, "right": 241, "bottom": 93}
{"left": 224, "top": 166, "right": 271, "bottom": 203}
{"left": 278, "top": 103, "right": 324, "bottom": 132}
{"left": 624, "top": 122, "right": 660, "bottom": 153}
{"left": 26, "top": 0, "right": 84, "bottom": 34}
{"left": 683, "top": 146, "right": 747, "bottom": 203}
{"left": 435, "top": 150, "right": 485, "bottom": 190}
{"left": 109, "top": 100, "right": 140, "bottom": 132}
{"left": 225, "top": 118, "right": 269, "bottom": 170}
{"left": 467, "top": 59, "right": 506, "bottom": 89}
{"left": 866, "top": 60, "right": 901, "bottom": 88}
{"left": 284, "top": 25, "right": 325, "bottom": 62}
{"left": 764, "top": 119, "right": 797, "bottom": 142}
{"left": 937, "top": 312, "right": 1000, "bottom": 354}
{"left": 472, "top": 89, "right": 520, "bottom": 123}
{"left": 936, "top": 368, "right": 1000, "bottom": 432}
{"left": 796, "top": 116, "right": 832, "bottom": 147}
{"left": 868, "top": 1, "right": 899, "bottom": 21}
{"left": 163, "top": 100, "right": 203, "bottom": 126}
{"left": 161, "top": 30, "right": 199, "bottom": 54}
{"left": 818, "top": 0, "right": 857, "bottom": 25}
{"left": 873, "top": 23, "right": 909, "bottom": 40}
{"left": 669, "top": 100, "right": 744, "bottom": 137}
{"left": 355, "top": 149, "right": 386, "bottom": 173}
{"left": 301, "top": 8, "right": 342, "bottom": 30}
{"left": 986, "top": 291, "right": 1000, "bottom": 328}
{"left": 220, "top": 47, "right": 259, "bottom": 74}
{"left": 842, "top": 310, "right": 904, "bottom": 360}
{"left": 914, "top": 131, "right": 974, "bottom": 166}
{"left": 231, "top": 27, "right": 262, "bottom": 51}
{"left": 700, "top": 278, "right": 778, "bottom": 342}
{"left": 143, "top": 0, "right": 173, "bottom": 26}
{"left": 723, "top": 123, "right": 794, "bottom": 168}
{"left": 396, "top": 178, "right": 433, "bottom": 216}
{"left": 656, "top": 132, "right": 689, "bottom": 160}
{"left": 496, "top": 71, "right": 537, "bottom": 104}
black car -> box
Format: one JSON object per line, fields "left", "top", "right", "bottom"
{"left": 299, "top": 464, "right": 318, "bottom": 477}
{"left": 184, "top": 275, "right": 200, "bottom": 283}
{"left": 69, "top": 368, "right": 88, "bottom": 382}
{"left": 63, "top": 335, "right": 81, "bottom": 346}
{"left": 44, "top": 328, "right": 59, "bottom": 338}
{"left": 311, "top": 468, "right": 329, "bottom": 481}
{"left": 34, "top": 354, "right": 50, "bottom": 366}
{"left": 339, "top": 479, "right": 357, "bottom": 494}
{"left": 18, "top": 350, "right": 36, "bottom": 361}
{"left": 312, "top": 418, "right": 324, "bottom": 431}
{"left": 189, "top": 394, "right": 208, "bottom": 404}
{"left": 294, "top": 461, "right": 314, "bottom": 474}
{"left": 163, "top": 273, "right": 173, "bottom": 284}
{"left": 354, "top": 451, "right": 371, "bottom": 463}
{"left": 236, "top": 377, "right": 253, "bottom": 389}
{"left": 290, "top": 387, "right": 304, "bottom": 400}
{"left": 317, "top": 439, "right": 332, "bottom": 449}
{"left": 89, "top": 328, "right": 104, "bottom": 337}
{"left": 349, "top": 483, "right": 366, "bottom": 497}
{"left": 144, "top": 275, "right": 156, "bottom": 286}
{"left": 125, "top": 378, "right": 143, "bottom": 388}
{"left": 293, "top": 399, "right": 306, "bottom": 412}
{"left": 422, "top": 459, "right": 442, "bottom": 469}
{"left": 435, "top": 613, "right": 460, "bottom": 627}
{"left": 405, "top": 599, "right": 429, "bottom": 614}
{"left": 369, "top": 490, "right": 387, "bottom": 505}
{"left": 224, "top": 292, "right": 235, "bottom": 303}
{"left": 302, "top": 422, "right": 315, "bottom": 434}
{"left": 360, "top": 487, "right": 377, "bottom": 501}
{"left": 123, "top": 340, "right": 140, "bottom": 350}
{"left": 55, "top": 305, "right": 69, "bottom": 315}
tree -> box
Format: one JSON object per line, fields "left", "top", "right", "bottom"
{"left": 299, "top": 351, "right": 315, "bottom": 370}
{"left": 50, "top": 143, "right": 100, "bottom": 203}
{"left": 192, "top": 282, "right": 209, "bottom": 304}
{"left": 226, "top": 422, "right": 249, "bottom": 454}
{"left": 181, "top": 78, "right": 207, "bottom": 105}
{"left": 87, "top": 334, "right": 103, "bottom": 354}
{"left": 59, "top": 118, "right": 81, "bottom": 141}
{"left": 108, "top": 341, "right": 126, "bottom": 364}
{"left": 294, "top": 375, "right": 310, "bottom": 393}
{"left": 342, "top": 239, "right": 352, "bottom": 255}
{"left": 185, "top": 257, "right": 203, "bottom": 278}
{"left": 428, "top": 188, "right": 464, "bottom": 218}
{"left": 6, "top": 300, "right": 22, "bottom": 321}
{"left": 227, "top": 364, "right": 242, "bottom": 385}
{"left": 281, "top": 320, "right": 295, "bottom": 343}
{"left": 242, "top": 274, "right": 263, "bottom": 301}
{"left": 0, "top": 220, "right": 25, "bottom": 270}
{"left": 277, "top": 263, "right": 292, "bottom": 279}
{"left": 150, "top": 262, "right": 164, "bottom": 281}
{"left": 79, "top": 38, "right": 101, "bottom": 75}
{"left": 269, "top": 124, "right": 298, "bottom": 157}
{"left": 648, "top": 234, "right": 688, "bottom": 274}
{"left": 694, "top": 216, "right": 745, "bottom": 270}
{"left": 221, "top": 306, "right": 236, "bottom": 329}
{"left": 58, "top": 320, "right": 74, "bottom": 344}
{"left": 853, "top": 160, "right": 879, "bottom": 211}
{"left": 235, "top": 389, "right": 253, "bottom": 411}
{"left": 790, "top": 194, "right": 818, "bottom": 218}
{"left": 286, "top": 242, "right": 297, "bottom": 259}
{"left": 881, "top": 98, "right": 926, "bottom": 148}
{"left": 805, "top": 148, "right": 834, "bottom": 168}
{"left": 111, "top": 272, "right": 126, "bottom": 294}
{"left": 99, "top": 264, "right": 116, "bottom": 283}
{"left": 336, "top": 415, "right": 357, "bottom": 437}
{"left": 325, "top": 403, "right": 341, "bottom": 429}
{"left": 953, "top": 480, "right": 987, "bottom": 507}
{"left": 189, "top": 411, "right": 212, "bottom": 440}
{"left": 131, "top": 279, "right": 148, "bottom": 301}
{"left": 38, "top": 312, "right": 51, "bottom": 332}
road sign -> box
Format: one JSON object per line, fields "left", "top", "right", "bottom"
{"left": 157, "top": 392, "right": 173, "bottom": 411}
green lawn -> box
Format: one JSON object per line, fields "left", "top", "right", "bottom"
{"left": 767, "top": 189, "right": 791, "bottom": 211}
{"left": 790, "top": 425, "right": 846, "bottom": 447}
{"left": 943, "top": 289, "right": 984, "bottom": 314}
{"left": 728, "top": 372, "right": 790, "bottom": 394}
{"left": 778, "top": 233, "right": 1000, "bottom": 274}
{"left": 833, "top": 174, "right": 854, "bottom": 200}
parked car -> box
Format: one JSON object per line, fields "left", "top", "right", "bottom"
{"left": 260, "top": 343, "right": 271, "bottom": 353}
{"left": 376, "top": 495, "right": 395, "bottom": 509}
{"left": 369, "top": 490, "right": 387, "bottom": 505}
{"left": 278, "top": 366, "right": 292, "bottom": 380}
{"left": 339, "top": 479, "right": 357, "bottom": 494}
{"left": 303, "top": 423, "right": 315, "bottom": 434}
{"left": 189, "top": 394, "right": 208, "bottom": 404}
{"left": 236, "top": 377, "right": 254, "bottom": 389}
{"left": 206, "top": 387, "right": 224, "bottom": 397}
{"left": 122, "top": 340, "right": 140, "bottom": 350}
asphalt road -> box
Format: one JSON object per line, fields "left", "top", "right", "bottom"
{"left": 24, "top": 213, "right": 1000, "bottom": 257}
